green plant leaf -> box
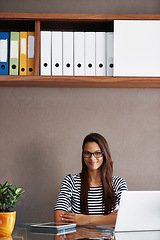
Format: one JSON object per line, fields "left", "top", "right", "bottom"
{"left": 9, "top": 186, "right": 15, "bottom": 194}
{"left": 1, "top": 187, "right": 8, "bottom": 194}
{"left": 12, "top": 185, "right": 17, "bottom": 191}
{"left": 15, "top": 187, "right": 23, "bottom": 194}
{"left": 0, "top": 181, "right": 25, "bottom": 212}
{"left": 2, "top": 181, "right": 9, "bottom": 188}
{"left": 7, "top": 190, "right": 14, "bottom": 200}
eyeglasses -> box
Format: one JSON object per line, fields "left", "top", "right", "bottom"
{"left": 83, "top": 151, "right": 104, "bottom": 158}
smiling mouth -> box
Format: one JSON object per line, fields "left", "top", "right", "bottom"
{"left": 89, "top": 161, "right": 98, "bottom": 165}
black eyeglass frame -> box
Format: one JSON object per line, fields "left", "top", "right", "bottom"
{"left": 82, "top": 151, "right": 104, "bottom": 158}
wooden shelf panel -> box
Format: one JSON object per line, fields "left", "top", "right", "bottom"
{"left": 0, "top": 76, "right": 160, "bottom": 88}
{"left": 1, "top": 13, "right": 160, "bottom": 21}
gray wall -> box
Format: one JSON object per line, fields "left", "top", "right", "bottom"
{"left": 0, "top": 0, "right": 160, "bottom": 224}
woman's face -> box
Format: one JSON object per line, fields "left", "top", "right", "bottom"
{"left": 83, "top": 141, "right": 103, "bottom": 171}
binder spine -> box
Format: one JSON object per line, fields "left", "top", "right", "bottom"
{"left": 28, "top": 32, "right": 35, "bottom": 75}
{"left": 52, "top": 31, "right": 62, "bottom": 76}
{"left": 41, "top": 31, "right": 52, "bottom": 76}
{"left": 9, "top": 32, "right": 19, "bottom": 75}
{"left": 0, "top": 32, "right": 9, "bottom": 75}
{"left": 84, "top": 32, "right": 96, "bottom": 76}
{"left": 106, "top": 32, "right": 114, "bottom": 76}
{"left": 74, "top": 32, "right": 84, "bottom": 76}
{"left": 95, "top": 32, "right": 106, "bottom": 76}
{"left": 63, "top": 32, "right": 73, "bottom": 76}
{"left": 19, "top": 32, "right": 28, "bottom": 75}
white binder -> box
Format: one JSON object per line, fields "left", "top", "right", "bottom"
{"left": 63, "top": 32, "right": 73, "bottom": 76}
{"left": 84, "top": 32, "right": 96, "bottom": 76}
{"left": 106, "top": 32, "right": 114, "bottom": 76}
{"left": 95, "top": 32, "right": 106, "bottom": 76}
{"left": 52, "top": 31, "right": 62, "bottom": 75}
{"left": 74, "top": 32, "right": 84, "bottom": 76}
{"left": 114, "top": 20, "right": 160, "bottom": 77}
{"left": 41, "top": 31, "right": 51, "bottom": 76}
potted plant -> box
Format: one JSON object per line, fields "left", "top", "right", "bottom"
{"left": 0, "top": 181, "right": 24, "bottom": 236}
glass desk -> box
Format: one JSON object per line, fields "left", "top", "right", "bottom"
{"left": 8, "top": 223, "right": 160, "bottom": 240}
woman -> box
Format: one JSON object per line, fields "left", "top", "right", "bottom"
{"left": 54, "top": 133, "right": 128, "bottom": 226}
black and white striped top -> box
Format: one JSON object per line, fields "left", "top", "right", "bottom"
{"left": 54, "top": 174, "right": 128, "bottom": 215}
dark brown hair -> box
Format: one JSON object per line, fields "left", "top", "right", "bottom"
{"left": 80, "top": 133, "right": 116, "bottom": 215}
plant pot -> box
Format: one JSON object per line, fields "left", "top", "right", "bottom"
{"left": 0, "top": 236, "right": 13, "bottom": 240}
{"left": 0, "top": 212, "right": 16, "bottom": 236}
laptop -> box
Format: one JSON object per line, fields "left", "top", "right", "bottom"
{"left": 97, "top": 191, "right": 160, "bottom": 233}
{"left": 114, "top": 231, "right": 160, "bottom": 240}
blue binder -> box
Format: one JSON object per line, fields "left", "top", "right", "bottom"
{"left": 0, "top": 32, "right": 9, "bottom": 75}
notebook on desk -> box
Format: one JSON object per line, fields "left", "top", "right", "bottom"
{"left": 97, "top": 191, "right": 160, "bottom": 233}
{"left": 30, "top": 222, "right": 76, "bottom": 234}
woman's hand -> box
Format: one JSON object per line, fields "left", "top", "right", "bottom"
{"left": 60, "top": 212, "right": 90, "bottom": 226}
{"left": 54, "top": 210, "right": 118, "bottom": 226}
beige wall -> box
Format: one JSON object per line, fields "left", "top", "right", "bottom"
{"left": 1, "top": 0, "right": 160, "bottom": 14}
{"left": 0, "top": 0, "right": 160, "bottom": 224}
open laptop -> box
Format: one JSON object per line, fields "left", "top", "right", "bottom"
{"left": 97, "top": 191, "right": 160, "bottom": 233}
{"left": 114, "top": 231, "right": 160, "bottom": 240}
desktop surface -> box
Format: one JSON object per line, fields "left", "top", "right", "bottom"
{"left": 11, "top": 223, "right": 160, "bottom": 240}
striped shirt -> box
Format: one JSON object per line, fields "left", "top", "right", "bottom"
{"left": 54, "top": 174, "right": 128, "bottom": 215}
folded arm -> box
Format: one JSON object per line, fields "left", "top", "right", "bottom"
{"left": 54, "top": 210, "right": 118, "bottom": 227}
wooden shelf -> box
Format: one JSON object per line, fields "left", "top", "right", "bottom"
{"left": 1, "top": 13, "right": 160, "bottom": 88}
{"left": 1, "top": 13, "right": 160, "bottom": 21}
{"left": 0, "top": 75, "right": 160, "bottom": 88}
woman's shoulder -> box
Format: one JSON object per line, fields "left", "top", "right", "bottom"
{"left": 112, "top": 175, "right": 125, "bottom": 181}
{"left": 63, "top": 173, "right": 81, "bottom": 183}
{"left": 112, "top": 175, "right": 128, "bottom": 188}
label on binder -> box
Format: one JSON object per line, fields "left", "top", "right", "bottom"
{"left": 28, "top": 36, "right": 35, "bottom": 58}
{"left": 11, "top": 41, "right": 18, "bottom": 58}
{"left": 21, "top": 38, "right": 26, "bottom": 54}
{"left": 0, "top": 40, "right": 7, "bottom": 62}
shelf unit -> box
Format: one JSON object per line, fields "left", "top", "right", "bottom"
{"left": 1, "top": 13, "right": 160, "bottom": 88}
